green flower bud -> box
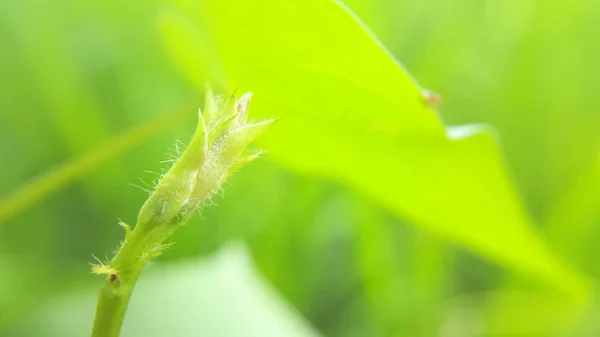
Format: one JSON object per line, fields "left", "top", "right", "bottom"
{"left": 136, "top": 88, "right": 274, "bottom": 231}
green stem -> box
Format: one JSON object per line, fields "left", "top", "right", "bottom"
{"left": 90, "top": 226, "right": 156, "bottom": 337}
{"left": 0, "top": 102, "right": 194, "bottom": 228}
{"left": 90, "top": 266, "right": 143, "bottom": 337}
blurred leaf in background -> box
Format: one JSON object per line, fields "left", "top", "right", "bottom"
{"left": 160, "top": 0, "right": 588, "bottom": 294}
{"left": 6, "top": 244, "right": 320, "bottom": 337}
{"left": 1, "top": 0, "right": 599, "bottom": 336}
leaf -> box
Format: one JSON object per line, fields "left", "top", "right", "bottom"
{"left": 159, "top": 0, "right": 589, "bottom": 295}
{"left": 543, "top": 152, "right": 600, "bottom": 259}
{"left": 445, "top": 290, "right": 590, "bottom": 335}
{"left": 7, "top": 243, "right": 320, "bottom": 337}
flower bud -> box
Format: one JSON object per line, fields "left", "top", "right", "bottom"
{"left": 136, "top": 88, "right": 273, "bottom": 231}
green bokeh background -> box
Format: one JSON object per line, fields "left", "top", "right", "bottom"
{"left": 1, "top": 0, "right": 599, "bottom": 336}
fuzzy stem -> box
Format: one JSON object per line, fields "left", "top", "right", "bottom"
{"left": 90, "top": 226, "right": 156, "bottom": 337}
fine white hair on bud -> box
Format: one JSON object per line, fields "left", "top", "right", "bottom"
{"left": 135, "top": 87, "right": 274, "bottom": 232}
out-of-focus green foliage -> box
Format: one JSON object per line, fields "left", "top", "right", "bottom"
{"left": 161, "top": 0, "right": 587, "bottom": 295}
{"left": 1, "top": 0, "right": 599, "bottom": 336}
{"left": 7, "top": 244, "right": 320, "bottom": 337}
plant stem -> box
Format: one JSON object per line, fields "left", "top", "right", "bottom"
{"left": 91, "top": 267, "right": 143, "bottom": 337}
{"left": 90, "top": 226, "right": 153, "bottom": 337}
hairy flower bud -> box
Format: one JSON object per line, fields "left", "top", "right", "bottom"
{"left": 136, "top": 88, "right": 274, "bottom": 231}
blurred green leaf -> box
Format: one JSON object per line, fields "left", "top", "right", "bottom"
{"left": 8, "top": 243, "right": 320, "bottom": 337}
{"left": 354, "top": 200, "right": 447, "bottom": 335}
{"left": 159, "top": 0, "right": 588, "bottom": 294}
{"left": 544, "top": 150, "right": 600, "bottom": 274}
{"left": 443, "top": 290, "right": 592, "bottom": 336}
{"left": 158, "top": 10, "right": 222, "bottom": 90}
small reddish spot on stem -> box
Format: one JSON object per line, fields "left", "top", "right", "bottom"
{"left": 110, "top": 274, "right": 118, "bottom": 282}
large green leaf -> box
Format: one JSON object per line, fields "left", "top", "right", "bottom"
{"left": 159, "top": 0, "right": 588, "bottom": 294}
{"left": 7, "top": 244, "right": 319, "bottom": 337}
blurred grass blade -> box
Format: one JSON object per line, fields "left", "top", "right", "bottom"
{"left": 159, "top": 0, "right": 589, "bottom": 295}
{"left": 0, "top": 104, "right": 193, "bottom": 226}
